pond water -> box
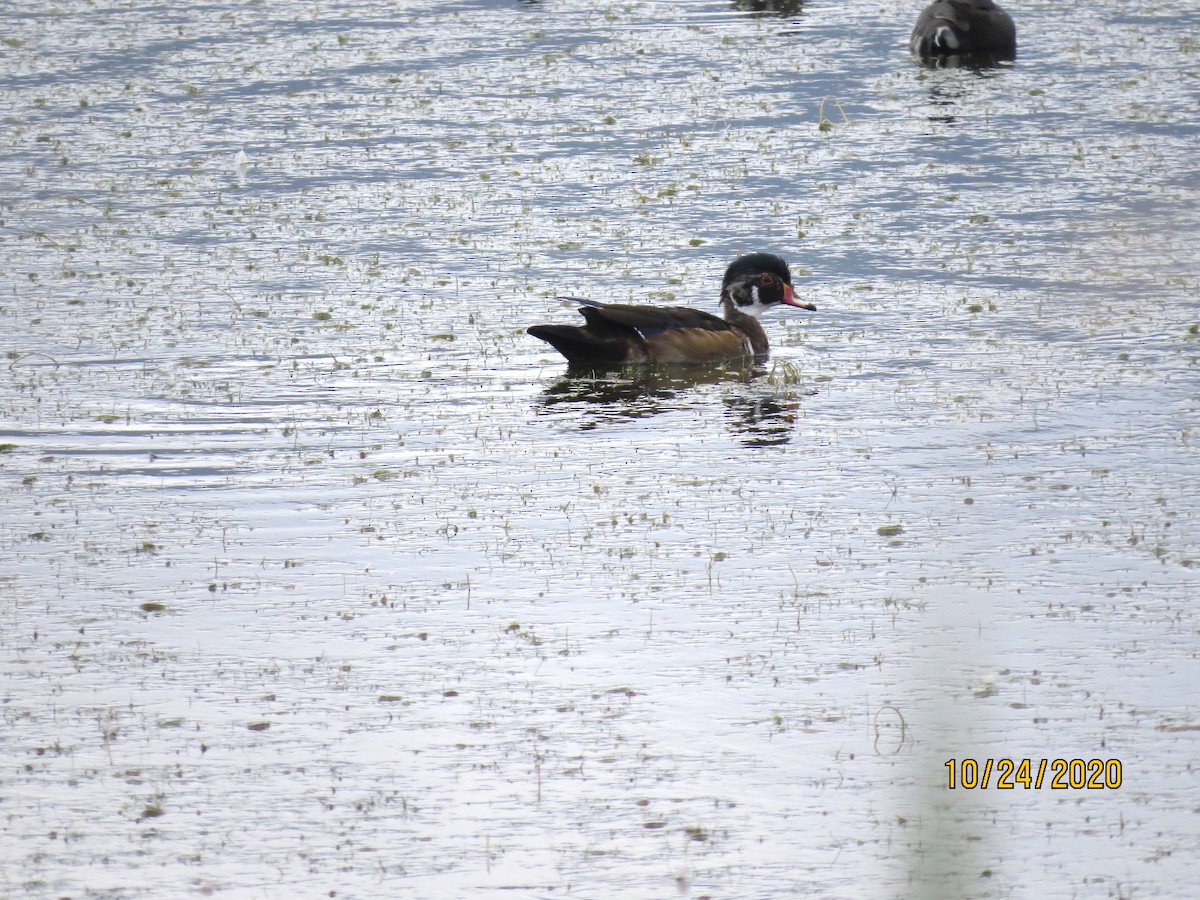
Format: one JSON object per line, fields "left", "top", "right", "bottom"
{"left": 1, "top": 0, "right": 1198, "bottom": 897}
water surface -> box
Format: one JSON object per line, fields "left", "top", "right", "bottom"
{"left": 1, "top": 1, "right": 1198, "bottom": 897}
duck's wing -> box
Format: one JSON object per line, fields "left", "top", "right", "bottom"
{"left": 578, "top": 303, "right": 751, "bottom": 364}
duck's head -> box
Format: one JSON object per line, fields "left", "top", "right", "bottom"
{"left": 720, "top": 252, "right": 816, "bottom": 318}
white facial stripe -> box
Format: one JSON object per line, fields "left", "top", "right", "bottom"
{"left": 739, "top": 282, "right": 767, "bottom": 318}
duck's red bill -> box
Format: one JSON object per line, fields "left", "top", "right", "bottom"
{"left": 782, "top": 284, "right": 817, "bottom": 311}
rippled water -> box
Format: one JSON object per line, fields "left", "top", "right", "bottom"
{"left": 2, "top": 1, "right": 1198, "bottom": 897}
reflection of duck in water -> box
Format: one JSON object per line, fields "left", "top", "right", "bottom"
{"left": 535, "top": 365, "right": 811, "bottom": 447}
{"left": 724, "top": 393, "right": 801, "bottom": 448}
{"left": 527, "top": 253, "right": 815, "bottom": 368}
{"left": 910, "top": 0, "right": 1016, "bottom": 64}
{"left": 537, "top": 365, "right": 756, "bottom": 419}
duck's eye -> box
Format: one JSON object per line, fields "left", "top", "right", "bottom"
{"left": 759, "top": 274, "right": 774, "bottom": 286}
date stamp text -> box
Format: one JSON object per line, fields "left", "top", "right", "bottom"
{"left": 944, "top": 758, "right": 1122, "bottom": 790}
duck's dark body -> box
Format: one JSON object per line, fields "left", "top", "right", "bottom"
{"left": 910, "top": 0, "right": 1016, "bottom": 60}
{"left": 528, "top": 301, "right": 764, "bottom": 365}
{"left": 527, "top": 253, "right": 814, "bottom": 367}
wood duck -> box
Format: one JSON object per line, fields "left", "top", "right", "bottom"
{"left": 527, "top": 252, "right": 815, "bottom": 366}
{"left": 910, "top": 0, "right": 1016, "bottom": 61}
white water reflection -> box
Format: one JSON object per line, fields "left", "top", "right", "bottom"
{"left": 2, "top": 0, "right": 1198, "bottom": 897}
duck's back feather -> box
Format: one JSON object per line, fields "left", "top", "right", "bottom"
{"left": 579, "top": 301, "right": 731, "bottom": 336}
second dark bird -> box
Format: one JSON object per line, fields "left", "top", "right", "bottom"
{"left": 910, "top": 0, "right": 1016, "bottom": 61}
